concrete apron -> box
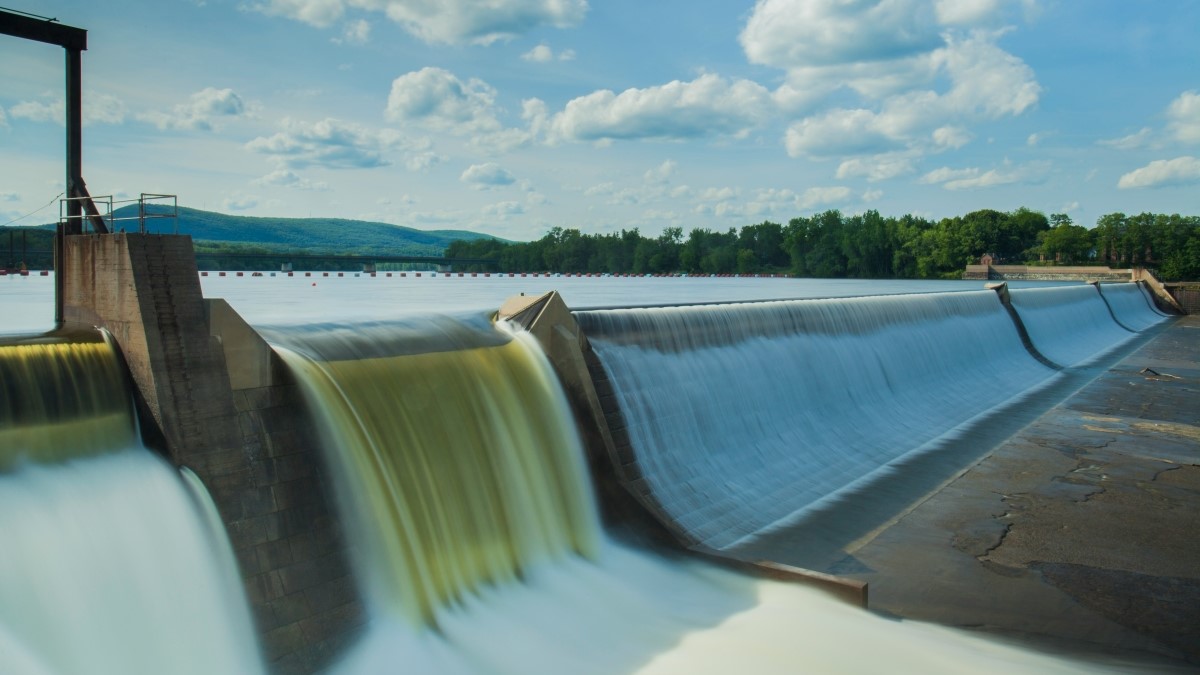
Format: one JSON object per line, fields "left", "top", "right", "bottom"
{"left": 824, "top": 315, "right": 1200, "bottom": 668}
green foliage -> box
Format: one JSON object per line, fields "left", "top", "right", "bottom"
{"left": 1093, "top": 212, "right": 1200, "bottom": 280}
{"left": 444, "top": 208, "right": 1199, "bottom": 281}
{"left": 0, "top": 226, "right": 55, "bottom": 269}
{"left": 10, "top": 204, "right": 1198, "bottom": 280}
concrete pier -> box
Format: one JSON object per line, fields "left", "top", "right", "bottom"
{"left": 60, "top": 234, "right": 363, "bottom": 673}
{"left": 817, "top": 315, "right": 1200, "bottom": 668}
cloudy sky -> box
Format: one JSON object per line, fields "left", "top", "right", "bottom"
{"left": 1, "top": 0, "right": 1197, "bottom": 240}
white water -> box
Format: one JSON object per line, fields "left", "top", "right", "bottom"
{"left": 1100, "top": 283, "right": 1170, "bottom": 332}
{"left": 335, "top": 541, "right": 1115, "bottom": 675}
{"left": 273, "top": 314, "right": 1125, "bottom": 675}
{"left": 577, "top": 291, "right": 1059, "bottom": 551}
{"left": 0, "top": 450, "right": 264, "bottom": 675}
{"left": 1008, "top": 285, "right": 1139, "bottom": 366}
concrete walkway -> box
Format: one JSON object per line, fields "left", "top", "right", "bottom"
{"left": 818, "top": 314, "right": 1200, "bottom": 668}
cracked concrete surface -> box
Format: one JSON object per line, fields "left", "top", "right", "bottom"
{"left": 784, "top": 315, "right": 1200, "bottom": 669}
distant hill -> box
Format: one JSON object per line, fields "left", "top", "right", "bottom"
{"left": 5, "top": 206, "right": 506, "bottom": 270}
{"left": 102, "top": 205, "right": 505, "bottom": 256}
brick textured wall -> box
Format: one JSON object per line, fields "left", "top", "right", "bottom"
{"left": 1167, "top": 286, "right": 1200, "bottom": 314}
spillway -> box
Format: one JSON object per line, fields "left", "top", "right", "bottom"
{"left": 2, "top": 260, "right": 1181, "bottom": 673}
{"left": 575, "top": 291, "right": 1061, "bottom": 551}
{"left": 1100, "top": 282, "right": 1171, "bottom": 331}
{"left": 1007, "top": 285, "right": 1140, "bottom": 366}
{"left": 265, "top": 312, "right": 1119, "bottom": 674}
{"left": 0, "top": 338, "right": 264, "bottom": 675}
{"left": 268, "top": 317, "right": 601, "bottom": 626}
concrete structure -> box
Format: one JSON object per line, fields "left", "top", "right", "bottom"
{"left": 964, "top": 264, "right": 1134, "bottom": 282}
{"left": 1163, "top": 284, "right": 1200, "bottom": 314}
{"left": 60, "top": 233, "right": 363, "bottom": 673}
{"left": 50, "top": 233, "right": 1194, "bottom": 668}
{"left": 821, "top": 315, "right": 1200, "bottom": 669}
{"left": 499, "top": 291, "right": 869, "bottom": 608}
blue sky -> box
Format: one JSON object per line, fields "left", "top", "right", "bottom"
{"left": 1, "top": 0, "right": 1197, "bottom": 241}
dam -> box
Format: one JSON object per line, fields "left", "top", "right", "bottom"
{"left": 1, "top": 233, "right": 1197, "bottom": 673}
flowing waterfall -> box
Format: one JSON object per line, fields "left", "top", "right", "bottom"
{"left": 1100, "top": 282, "right": 1170, "bottom": 331}
{"left": 576, "top": 291, "right": 1060, "bottom": 551}
{"left": 0, "top": 338, "right": 264, "bottom": 675}
{"left": 268, "top": 318, "right": 601, "bottom": 626}
{"left": 267, "top": 313, "right": 1118, "bottom": 675}
{"left": 0, "top": 340, "right": 134, "bottom": 469}
{"left": 1008, "top": 285, "right": 1140, "bottom": 366}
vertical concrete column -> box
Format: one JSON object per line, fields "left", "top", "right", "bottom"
{"left": 60, "top": 234, "right": 362, "bottom": 673}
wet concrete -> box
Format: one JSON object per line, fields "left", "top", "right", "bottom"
{"left": 825, "top": 315, "right": 1200, "bottom": 668}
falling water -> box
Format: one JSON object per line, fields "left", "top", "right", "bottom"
{"left": 576, "top": 291, "right": 1060, "bottom": 551}
{"left": 0, "top": 340, "right": 134, "bottom": 469}
{"left": 1100, "top": 282, "right": 1171, "bottom": 331}
{"left": 0, "top": 337, "right": 264, "bottom": 675}
{"left": 268, "top": 317, "right": 600, "bottom": 626}
{"left": 267, "top": 311, "right": 1127, "bottom": 675}
{"left": 1007, "top": 285, "right": 1143, "bottom": 366}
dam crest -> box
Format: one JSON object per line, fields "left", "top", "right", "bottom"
{"left": 1, "top": 232, "right": 1194, "bottom": 673}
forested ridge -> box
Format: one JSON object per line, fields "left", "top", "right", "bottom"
{"left": 5, "top": 207, "right": 1198, "bottom": 280}
{"left": 447, "top": 209, "right": 1200, "bottom": 281}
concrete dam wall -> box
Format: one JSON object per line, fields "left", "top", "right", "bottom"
{"left": 2, "top": 232, "right": 1185, "bottom": 673}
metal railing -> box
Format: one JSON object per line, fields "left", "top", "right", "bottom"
{"left": 59, "top": 193, "right": 177, "bottom": 234}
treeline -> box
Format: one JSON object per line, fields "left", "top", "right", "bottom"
{"left": 446, "top": 209, "right": 1200, "bottom": 281}
{"left": 1, "top": 227, "right": 55, "bottom": 270}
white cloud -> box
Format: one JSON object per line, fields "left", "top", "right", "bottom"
{"left": 252, "top": 168, "right": 330, "bottom": 191}
{"left": 10, "top": 99, "right": 58, "bottom": 123}
{"left": 521, "top": 44, "right": 574, "bottom": 62}
{"left": 386, "top": 67, "right": 529, "bottom": 151}
{"left": 1167, "top": 91, "right": 1200, "bottom": 144}
{"left": 920, "top": 166, "right": 979, "bottom": 184}
{"left": 644, "top": 160, "right": 677, "bottom": 184}
{"left": 781, "top": 33, "right": 1038, "bottom": 160}
{"left": 253, "top": 0, "right": 586, "bottom": 45}
{"left": 798, "top": 186, "right": 852, "bottom": 209}
{"left": 933, "top": 126, "right": 972, "bottom": 149}
{"left": 222, "top": 194, "right": 259, "bottom": 211}
{"left": 742, "top": 1, "right": 1040, "bottom": 163}
{"left": 784, "top": 109, "right": 893, "bottom": 158}
{"left": 523, "top": 44, "right": 554, "bottom": 62}
{"left": 836, "top": 154, "right": 916, "bottom": 182}
{"left": 252, "top": 0, "right": 343, "bottom": 27}
{"left": 461, "top": 162, "right": 516, "bottom": 188}
{"left": 405, "top": 151, "right": 442, "bottom": 171}
{"left": 935, "top": 0, "right": 1036, "bottom": 26}
{"left": 10, "top": 93, "right": 127, "bottom": 126}
{"left": 246, "top": 117, "right": 407, "bottom": 169}
{"left": 740, "top": 0, "right": 941, "bottom": 70}
{"left": 0, "top": 106, "right": 7, "bottom": 128}
{"left": 1117, "top": 156, "right": 1200, "bottom": 189}
{"left": 696, "top": 186, "right": 739, "bottom": 202}
{"left": 547, "top": 74, "right": 773, "bottom": 143}
{"left": 862, "top": 188, "right": 884, "bottom": 202}
{"left": 921, "top": 160, "right": 1048, "bottom": 190}
{"left": 138, "top": 88, "right": 246, "bottom": 131}
{"left": 482, "top": 201, "right": 525, "bottom": 217}
{"left": 1098, "top": 127, "right": 1153, "bottom": 150}
{"left": 334, "top": 18, "right": 371, "bottom": 44}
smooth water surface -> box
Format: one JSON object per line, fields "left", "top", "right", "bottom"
{"left": 1, "top": 272, "right": 1079, "bottom": 335}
